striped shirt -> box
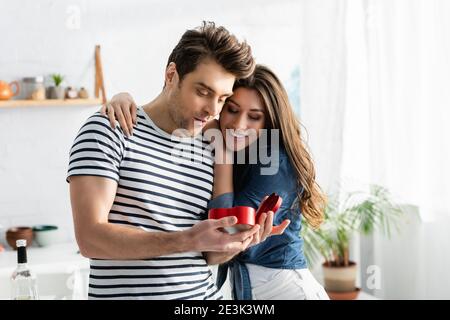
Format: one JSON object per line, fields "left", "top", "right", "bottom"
{"left": 67, "top": 107, "right": 221, "bottom": 300}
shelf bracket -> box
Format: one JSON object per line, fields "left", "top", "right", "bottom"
{"left": 94, "top": 45, "right": 107, "bottom": 104}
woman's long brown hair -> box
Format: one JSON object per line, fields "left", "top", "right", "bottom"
{"left": 234, "top": 65, "right": 326, "bottom": 228}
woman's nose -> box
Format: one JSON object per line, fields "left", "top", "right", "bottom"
{"left": 231, "top": 115, "right": 247, "bottom": 131}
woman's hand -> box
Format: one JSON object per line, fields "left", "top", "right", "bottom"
{"left": 248, "top": 196, "right": 291, "bottom": 248}
{"left": 100, "top": 92, "right": 138, "bottom": 137}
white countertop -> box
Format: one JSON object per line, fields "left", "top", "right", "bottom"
{"left": 0, "top": 242, "right": 88, "bottom": 271}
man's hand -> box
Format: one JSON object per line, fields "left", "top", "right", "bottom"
{"left": 203, "top": 232, "right": 255, "bottom": 265}
{"left": 201, "top": 217, "right": 259, "bottom": 265}
{"left": 186, "top": 216, "right": 260, "bottom": 252}
{"left": 100, "top": 92, "right": 138, "bottom": 137}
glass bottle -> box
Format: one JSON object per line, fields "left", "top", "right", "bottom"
{"left": 10, "top": 239, "right": 39, "bottom": 300}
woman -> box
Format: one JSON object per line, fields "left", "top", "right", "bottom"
{"left": 102, "top": 64, "right": 329, "bottom": 300}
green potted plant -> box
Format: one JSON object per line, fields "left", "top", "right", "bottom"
{"left": 302, "top": 184, "right": 404, "bottom": 300}
{"left": 48, "top": 74, "right": 65, "bottom": 99}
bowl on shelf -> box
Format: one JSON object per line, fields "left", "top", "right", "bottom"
{"left": 6, "top": 227, "right": 34, "bottom": 250}
{"left": 32, "top": 225, "right": 61, "bottom": 247}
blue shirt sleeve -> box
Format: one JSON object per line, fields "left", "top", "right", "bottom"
{"left": 207, "top": 192, "right": 235, "bottom": 209}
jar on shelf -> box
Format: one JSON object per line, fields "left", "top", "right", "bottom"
{"left": 65, "top": 86, "right": 78, "bottom": 99}
{"left": 78, "top": 87, "right": 89, "bottom": 99}
{"left": 21, "top": 76, "right": 46, "bottom": 100}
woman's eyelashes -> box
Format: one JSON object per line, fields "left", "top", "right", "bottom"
{"left": 227, "top": 104, "right": 239, "bottom": 114}
{"left": 226, "top": 104, "right": 261, "bottom": 121}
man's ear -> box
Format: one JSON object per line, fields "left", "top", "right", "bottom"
{"left": 165, "top": 62, "right": 178, "bottom": 87}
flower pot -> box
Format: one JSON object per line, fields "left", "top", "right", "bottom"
{"left": 322, "top": 261, "right": 357, "bottom": 295}
{"left": 49, "top": 86, "right": 65, "bottom": 99}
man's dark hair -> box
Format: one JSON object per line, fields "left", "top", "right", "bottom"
{"left": 167, "top": 21, "right": 255, "bottom": 82}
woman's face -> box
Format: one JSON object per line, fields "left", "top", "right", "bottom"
{"left": 219, "top": 87, "right": 266, "bottom": 151}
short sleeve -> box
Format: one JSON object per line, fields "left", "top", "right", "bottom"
{"left": 67, "top": 112, "right": 125, "bottom": 183}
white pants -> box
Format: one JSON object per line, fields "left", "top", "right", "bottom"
{"left": 247, "top": 264, "right": 329, "bottom": 300}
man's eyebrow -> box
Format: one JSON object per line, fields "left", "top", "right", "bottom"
{"left": 227, "top": 98, "right": 264, "bottom": 112}
{"left": 196, "top": 82, "right": 233, "bottom": 97}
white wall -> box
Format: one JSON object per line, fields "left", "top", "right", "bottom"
{"left": 0, "top": 0, "right": 302, "bottom": 104}
{"left": 0, "top": 105, "right": 96, "bottom": 243}
{"left": 0, "top": 0, "right": 302, "bottom": 245}
{"left": 371, "top": 207, "right": 450, "bottom": 299}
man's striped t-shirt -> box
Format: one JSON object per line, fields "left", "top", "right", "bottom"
{"left": 67, "top": 107, "right": 221, "bottom": 300}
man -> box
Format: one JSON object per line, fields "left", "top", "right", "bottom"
{"left": 67, "top": 22, "right": 258, "bottom": 300}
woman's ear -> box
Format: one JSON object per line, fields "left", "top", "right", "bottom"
{"left": 165, "top": 62, "right": 178, "bottom": 87}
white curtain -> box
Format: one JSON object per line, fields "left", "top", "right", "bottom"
{"left": 342, "top": 0, "right": 450, "bottom": 220}
{"left": 299, "top": 0, "right": 347, "bottom": 194}
{"left": 365, "top": 0, "right": 450, "bottom": 221}
{"left": 300, "top": 0, "right": 450, "bottom": 298}
{"left": 341, "top": 0, "right": 450, "bottom": 299}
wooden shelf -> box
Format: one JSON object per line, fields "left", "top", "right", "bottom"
{"left": 0, "top": 98, "right": 103, "bottom": 108}
{"left": 1, "top": 46, "right": 106, "bottom": 110}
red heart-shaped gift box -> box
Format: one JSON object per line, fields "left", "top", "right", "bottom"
{"left": 208, "top": 193, "right": 282, "bottom": 234}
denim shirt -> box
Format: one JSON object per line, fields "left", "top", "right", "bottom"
{"left": 207, "top": 146, "right": 307, "bottom": 300}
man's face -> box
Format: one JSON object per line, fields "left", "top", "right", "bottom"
{"left": 165, "top": 59, "right": 235, "bottom": 136}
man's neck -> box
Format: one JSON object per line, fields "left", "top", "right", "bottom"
{"left": 142, "top": 95, "right": 178, "bottom": 135}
